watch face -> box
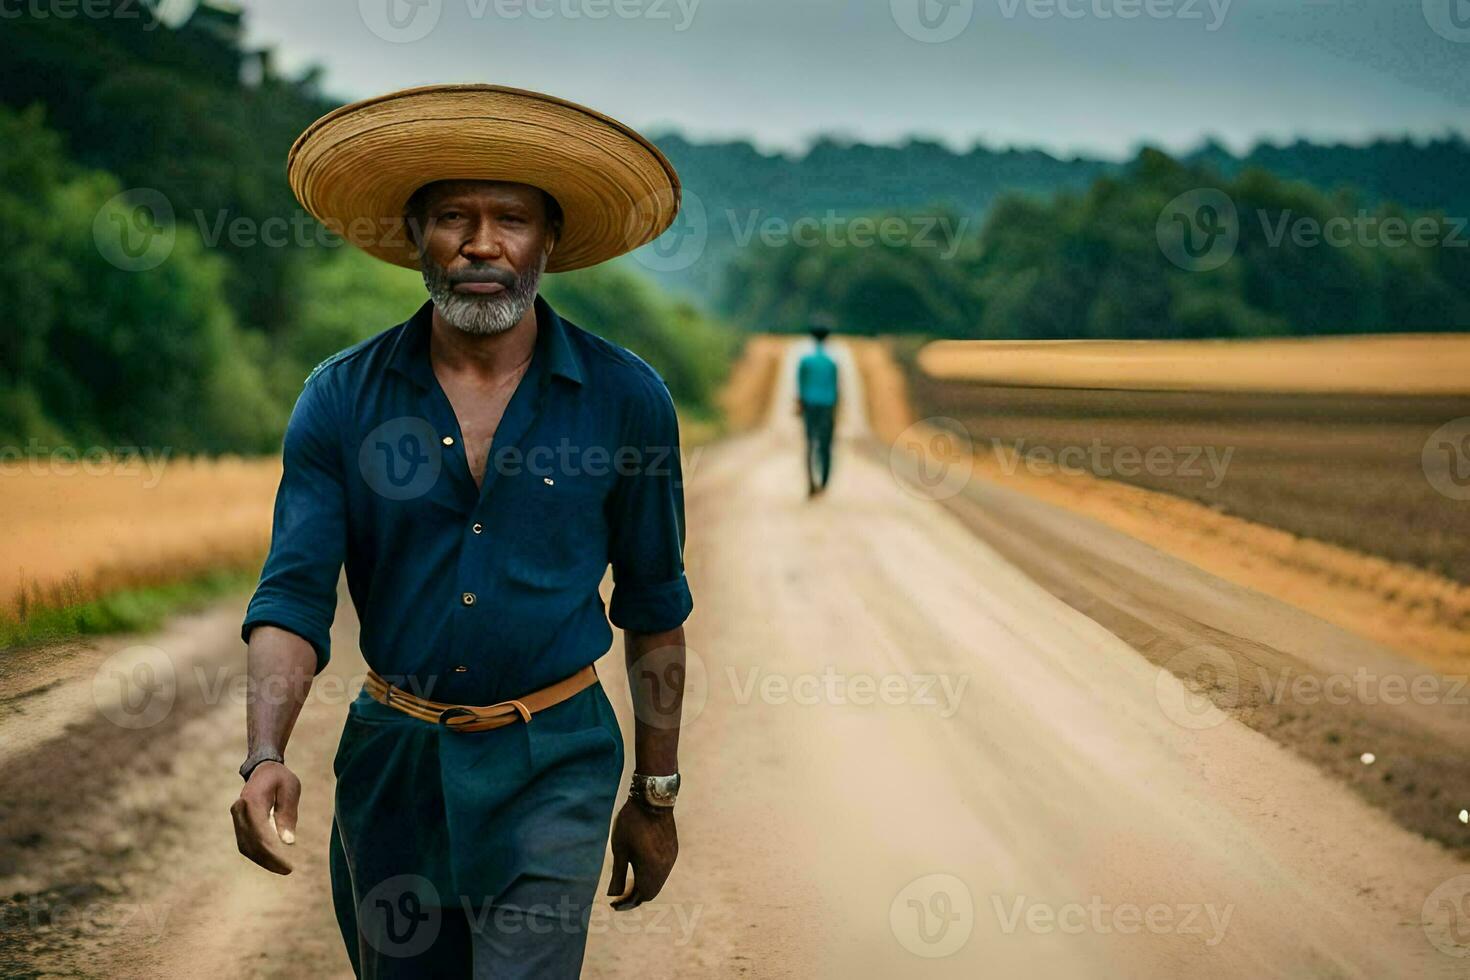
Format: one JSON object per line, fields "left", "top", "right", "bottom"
{"left": 636, "top": 773, "right": 680, "bottom": 804}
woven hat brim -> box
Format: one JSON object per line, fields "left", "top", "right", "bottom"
{"left": 287, "top": 84, "right": 680, "bottom": 273}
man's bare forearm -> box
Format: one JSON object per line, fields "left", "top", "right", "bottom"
{"left": 623, "top": 626, "right": 685, "bottom": 776}
{"left": 245, "top": 625, "right": 318, "bottom": 760}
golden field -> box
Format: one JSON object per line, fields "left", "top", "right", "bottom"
{"left": 1, "top": 456, "right": 281, "bottom": 621}
{"left": 0, "top": 340, "right": 784, "bottom": 631}
{"left": 917, "top": 334, "right": 1470, "bottom": 395}
{"left": 854, "top": 337, "right": 1470, "bottom": 673}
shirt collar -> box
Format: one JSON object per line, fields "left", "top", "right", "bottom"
{"left": 387, "top": 293, "right": 584, "bottom": 389}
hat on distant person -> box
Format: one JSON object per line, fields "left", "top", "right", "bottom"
{"left": 286, "top": 84, "right": 680, "bottom": 273}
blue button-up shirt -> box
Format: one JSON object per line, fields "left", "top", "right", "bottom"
{"left": 241, "top": 295, "right": 693, "bottom": 705}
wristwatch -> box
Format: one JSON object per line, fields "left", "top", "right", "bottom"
{"left": 629, "top": 772, "right": 680, "bottom": 809}
{"left": 239, "top": 749, "right": 284, "bottom": 782}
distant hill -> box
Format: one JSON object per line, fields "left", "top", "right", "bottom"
{"left": 643, "top": 131, "right": 1470, "bottom": 304}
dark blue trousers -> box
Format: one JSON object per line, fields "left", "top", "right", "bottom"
{"left": 328, "top": 681, "right": 624, "bottom": 978}
{"left": 801, "top": 402, "right": 836, "bottom": 491}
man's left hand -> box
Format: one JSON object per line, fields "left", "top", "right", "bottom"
{"left": 607, "top": 799, "right": 678, "bottom": 910}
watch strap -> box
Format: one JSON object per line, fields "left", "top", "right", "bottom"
{"left": 239, "top": 749, "right": 284, "bottom": 782}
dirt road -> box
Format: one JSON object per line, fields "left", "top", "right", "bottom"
{"left": 2, "top": 339, "right": 1466, "bottom": 977}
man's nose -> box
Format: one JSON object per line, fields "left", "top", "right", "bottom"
{"left": 460, "top": 220, "right": 505, "bottom": 261}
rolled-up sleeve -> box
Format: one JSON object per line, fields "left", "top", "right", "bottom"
{"left": 606, "top": 372, "right": 694, "bottom": 634}
{"left": 241, "top": 371, "right": 347, "bottom": 672}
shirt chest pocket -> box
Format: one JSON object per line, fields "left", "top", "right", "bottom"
{"left": 500, "top": 472, "right": 610, "bottom": 590}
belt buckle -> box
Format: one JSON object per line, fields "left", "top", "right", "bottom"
{"left": 437, "top": 706, "right": 477, "bottom": 730}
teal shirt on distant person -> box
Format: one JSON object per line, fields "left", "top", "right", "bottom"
{"left": 797, "top": 346, "right": 839, "bottom": 406}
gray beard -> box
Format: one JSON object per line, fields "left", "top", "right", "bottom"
{"left": 421, "top": 254, "right": 544, "bottom": 336}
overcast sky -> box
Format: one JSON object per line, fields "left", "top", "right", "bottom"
{"left": 233, "top": 0, "right": 1470, "bottom": 160}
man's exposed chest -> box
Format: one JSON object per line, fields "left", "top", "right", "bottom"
{"left": 436, "top": 364, "right": 532, "bottom": 487}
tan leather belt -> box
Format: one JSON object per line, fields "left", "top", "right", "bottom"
{"left": 363, "top": 665, "right": 598, "bottom": 732}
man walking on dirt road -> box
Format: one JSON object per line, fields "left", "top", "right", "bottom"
{"left": 229, "top": 84, "right": 692, "bottom": 978}
{"left": 796, "top": 323, "right": 840, "bottom": 496}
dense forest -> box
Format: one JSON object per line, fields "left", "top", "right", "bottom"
{"left": 646, "top": 132, "right": 1470, "bottom": 304}
{"left": 0, "top": 1, "right": 734, "bottom": 454}
{"left": 2, "top": 0, "right": 1467, "bottom": 452}
{"left": 718, "top": 148, "right": 1470, "bottom": 338}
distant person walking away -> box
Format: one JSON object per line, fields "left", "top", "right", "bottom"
{"left": 796, "top": 324, "right": 839, "bottom": 496}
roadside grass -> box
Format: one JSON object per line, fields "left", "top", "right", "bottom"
{"left": 0, "top": 566, "right": 258, "bottom": 652}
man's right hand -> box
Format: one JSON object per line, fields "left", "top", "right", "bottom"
{"left": 230, "top": 761, "right": 301, "bottom": 875}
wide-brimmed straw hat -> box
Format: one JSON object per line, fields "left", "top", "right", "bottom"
{"left": 287, "top": 83, "right": 680, "bottom": 273}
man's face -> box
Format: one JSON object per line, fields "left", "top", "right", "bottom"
{"left": 409, "top": 180, "right": 557, "bottom": 336}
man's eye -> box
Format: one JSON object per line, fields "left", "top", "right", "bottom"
{"left": 439, "top": 210, "right": 464, "bottom": 221}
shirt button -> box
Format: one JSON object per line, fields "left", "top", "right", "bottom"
{"left": 442, "top": 435, "right": 455, "bottom": 447}
{"left": 461, "top": 592, "right": 476, "bottom": 606}
{"left": 453, "top": 665, "right": 468, "bottom": 673}
{"left": 472, "top": 522, "right": 483, "bottom": 534}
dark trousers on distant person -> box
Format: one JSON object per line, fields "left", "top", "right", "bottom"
{"left": 801, "top": 401, "right": 835, "bottom": 494}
